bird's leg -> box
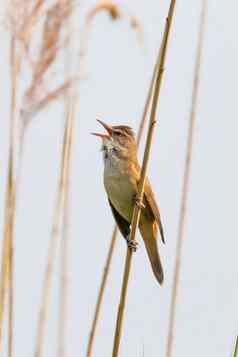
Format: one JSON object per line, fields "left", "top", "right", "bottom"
{"left": 126, "top": 234, "right": 138, "bottom": 252}
{"left": 133, "top": 193, "right": 145, "bottom": 210}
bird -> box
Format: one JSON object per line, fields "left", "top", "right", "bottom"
{"left": 92, "top": 119, "right": 165, "bottom": 284}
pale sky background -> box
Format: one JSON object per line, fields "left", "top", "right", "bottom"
{"left": 0, "top": 0, "right": 238, "bottom": 356}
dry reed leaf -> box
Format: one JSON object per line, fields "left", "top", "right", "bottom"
{"left": 80, "top": 0, "right": 143, "bottom": 74}
{"left": 86, "top": 1, "right": 143, "bottom": 37}
{"left": 21, "top": 76, "right": 78, "bottom": 127}
{"left": 87, "top": 1, "right": 122, "bottom": 21}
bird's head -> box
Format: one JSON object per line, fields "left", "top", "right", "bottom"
{"left": 92, "top": 119, "right": 137, "bottom": 160}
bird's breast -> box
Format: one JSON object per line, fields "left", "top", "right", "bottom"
{"left": 103, "top": 160, "right": 136, "bottom": 222}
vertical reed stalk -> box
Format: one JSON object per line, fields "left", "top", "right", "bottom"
{"left": 57, "top": 85, "right": 76, "bottom": 357}
{"left": 0, "top": 36, "right": 20, "bottom": 357}
{"left": 58, "top": 193, "right": 70, "bottom": 357}
{"left": 8, "top": 38, "right": 20, "bottom": 357}
{"left": 57, "top": 3, "right": 75, "bottom": 356}
{"left": 33, "top": 165, "right": 64, "bottom": 357}
{"left": 233, "top": 336, "right": 238, "bottom": 357}
{"left": 112, "top": 2, "right": 177, "bottom": 356}
{"left": 34, "top": 84, "right": 77, "bottom": 357}
{"left": 33, "top": 2, "right": 78, "bottom": 356}
{"left": 57, "top": 36, "right": 79, "bottom": 357}
{"left": 86, "top": 50, "right": 159, "bottom": 357}
{"left": 165, "top": 2, "right": 208, "bottom": 357}
{"left": 0, "top": 231, "right": 8, "bottom": 351}
{"left": 86, "top": 226, "right": 118, "bottom": 357}
{"left": 1, "top": 1, "right": 75, "bottom": 356}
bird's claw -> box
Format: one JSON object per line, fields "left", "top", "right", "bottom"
{"left": 133, "top": 195, "right": 145, "bottom": 210}
{"left": 126, "top": 237, "right": 138, "bottom": 252}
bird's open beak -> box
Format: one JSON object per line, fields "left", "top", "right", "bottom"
{"left": 91, "top": 119, "right": 113, "bottom": 139}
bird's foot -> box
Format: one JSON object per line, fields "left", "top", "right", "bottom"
{"left": 126, "top": 236, "right": 138, "bottom": 252}
{"left": 133, "top": 194, "right": 145, "bottom": 210}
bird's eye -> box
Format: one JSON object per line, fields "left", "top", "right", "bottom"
{"left": 115, "top": 131, "right": 122, "bottom": 136}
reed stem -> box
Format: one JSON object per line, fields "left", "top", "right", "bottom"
{"left": 0, "top": 34, "right": 20, "bottom": 356}
{"left": 233, "top": 336, "right": 238, "bottom": 357}
{"left": 6, "top": 37, "right": 20, "bottom": 357}
{"left": 86, "top": 226, "right": 118, "bottom": 357}
{"left": 112, "top": 2, "right": 177, "bottom": 355}
{"left": 165, "top": 2, "right": 208, "bottom": 357}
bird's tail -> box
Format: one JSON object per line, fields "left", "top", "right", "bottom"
{"left": 139, "top": 217, "right": 164, "bottom": 285}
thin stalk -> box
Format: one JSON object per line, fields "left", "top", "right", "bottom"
{"left": 57, "top": 93, "right": 75, "bottom": 357}
{"left": 165, "top": 2, "right": 208, "bottom": 357}
{"left": 58, "top": 193, "right": 70, "bottom": 357}
{"left": 33, "top": 4, "right": 78, "bottom": 356}
{"left": 86, "top": 41, "right": 159, "bottom": 357}
{"left": 34, "top": 93, "right": 77, "bottom": 357}
{"left": 86, "top": 226, "right": 118, "bottom": 357}
{"left": 0, "top": 237, "right": 8, "bottom": 351}
{"left": 112, "top": 1, "right": 177, "bottom": 356}
{"left": 0, "top": 36, "right": 20, "bottom": 355}
{"left": 34, "top": 102, "right": 75, "bottom": 357}
{"left": 233, "top": 336, "right": 238, "bottom": 357}
{"left": 33, "top": 160, "right": 64, "bottom": 357}
{"left": 0, "top": 221, "right": 10, "bottom": 352}
{"left": 57, "top": 2, "right": 74, "bottom": 356}
{"left": 57, "top": 61, "right": 78, "bottom": 357}
{"left": 0, "top": 29, "right": 23, "bottom": 357}
{"left": 6, "top": 37, "right": 20, "bottom": 357}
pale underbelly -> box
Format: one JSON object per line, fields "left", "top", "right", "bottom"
{"left": 104, "top": 172, "right": 135, "bottom": 223}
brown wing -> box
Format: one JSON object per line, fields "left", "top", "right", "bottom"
{"left": 133, "top": 161, "right": 165, "bottom": 244}
{"left": 144, "top": 178, "right": 165, "bottom": 244}
{"left": 108, "top": 199, "right": 130, "bottom": 239}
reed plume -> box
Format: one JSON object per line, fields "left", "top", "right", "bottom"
{"left": 0, "top": 1, "right": 76, "bottom": 355}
